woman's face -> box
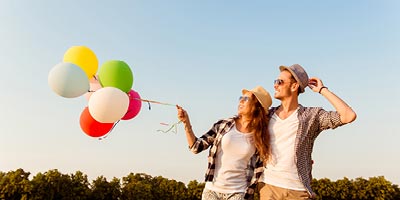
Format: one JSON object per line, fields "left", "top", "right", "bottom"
{"left": 238, "top": 91, "right": 254, "bottom": 116}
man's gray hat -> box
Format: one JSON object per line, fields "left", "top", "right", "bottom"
{"left": 279, "top": 64, "right": 309, "bottom": 93}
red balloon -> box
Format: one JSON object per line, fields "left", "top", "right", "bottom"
{"left": 80, "top": 107, "right": 114, "bottom": 137}
{"left": 121, "top": 89, "right": 142, "bottom": 120}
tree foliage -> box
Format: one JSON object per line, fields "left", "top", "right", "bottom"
{"left": 1, "top": 168, "right": 399, "bottom": 199}
{"left": 311, "top": 176, "right": 400, "bottom": 200}
{"left": 30, "top": 169, "right": 90, "bottom": 200}
{"left": 89, "top": 176, "right": 121, "bottom": 200}
{"left": 186, "top": 180, "right": 205, "bottom": 200}
{"left": 0, "top": 168, "right": 31, "bottom": 200}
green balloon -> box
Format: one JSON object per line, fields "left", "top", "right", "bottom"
{"left": 98, "top": 60, "right": 133, "bottom": 93}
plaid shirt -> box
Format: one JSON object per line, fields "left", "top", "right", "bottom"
{"left": 267, "top": 105, "right": 344, "bottom": 197}
{"left": 190, "top": 117, "right": 264, "bottom": 200}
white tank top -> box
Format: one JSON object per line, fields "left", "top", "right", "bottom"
{"left": 205, "top": 124, "right": 256, "bottom": 193}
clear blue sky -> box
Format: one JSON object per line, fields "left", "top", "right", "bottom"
{"left": 1, "top": 0, "right": 399, "bottom": 185}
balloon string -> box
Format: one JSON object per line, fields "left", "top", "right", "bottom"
{"left": 157, "top": 121, "right": 182, "bottom": 134}
{"left": 133, "top": 98, "right": 181, "bottom": 133}
{"left": 135, "top": 98, "right": 180, "bottom": 131}
{"left": 98, "top": 120, "right": 120, "bottom": 140}
{"left": 133, "top": 98, "right": 176, "bottom": 110}
{"left": 134, "top": 98, "right": 176, "bottom": 107}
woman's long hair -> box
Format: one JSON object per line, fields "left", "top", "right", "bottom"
{"left": 248, "top": 95, "right": 270, "bottom": 164}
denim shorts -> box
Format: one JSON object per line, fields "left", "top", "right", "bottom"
{"left": 202, "top": 188, "right": 245, "bottom": 200}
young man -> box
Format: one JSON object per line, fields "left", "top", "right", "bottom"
{"left": 259, "top": 64, "right": 357, "bottom": 199}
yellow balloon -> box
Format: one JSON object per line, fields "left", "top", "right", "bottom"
{"left": 63, "top": 46, "right": 98, "bottom": 79}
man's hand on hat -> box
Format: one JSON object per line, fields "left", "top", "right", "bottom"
{"left": 308, "top": 77, "right": 326, "bottom": 93}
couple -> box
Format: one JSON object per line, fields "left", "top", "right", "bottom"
{"left": 176, "top": 64, "right": 356, "bottom": 200}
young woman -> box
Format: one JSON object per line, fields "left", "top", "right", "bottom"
{"left": 177, "top": 86, "right": 272, "bottom": 200}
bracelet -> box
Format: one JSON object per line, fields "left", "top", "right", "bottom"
{"left": 319, "top": 86, "right": 328, "bottom": 94}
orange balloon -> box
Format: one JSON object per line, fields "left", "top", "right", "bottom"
{"left": 79, "top": 107, "right": 114, "bottom": 137}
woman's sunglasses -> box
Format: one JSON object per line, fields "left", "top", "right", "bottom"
{"left": 239, "top": 96, "right": 250, "bottom": 102}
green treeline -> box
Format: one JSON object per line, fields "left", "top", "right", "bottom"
{"left": 1, "top": 168, "right": 399, "bottom": 200}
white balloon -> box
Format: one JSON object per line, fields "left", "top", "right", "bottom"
{"left": 48, "top": 62, "right": 89, "bottom": 98}
{"left": 88, "top": 87, "right": 129, "bottom": 123}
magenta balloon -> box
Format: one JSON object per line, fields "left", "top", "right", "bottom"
{"left": 121, "top": 89, "right": 142, "bottom": 120}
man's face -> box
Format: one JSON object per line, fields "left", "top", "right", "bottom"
{"left": 273, "top": 70, "right": 296, "bottom": 100}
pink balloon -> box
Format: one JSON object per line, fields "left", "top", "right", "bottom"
{"left": 84, "top": 75, "right": 102, "bottom": 100}
{"left": 121, "top": 89, "right": 142, "bottom": 120}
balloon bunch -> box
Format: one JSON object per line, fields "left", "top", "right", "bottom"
{"left": 48, "top": 46, "right": 142, "bottom": 138}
